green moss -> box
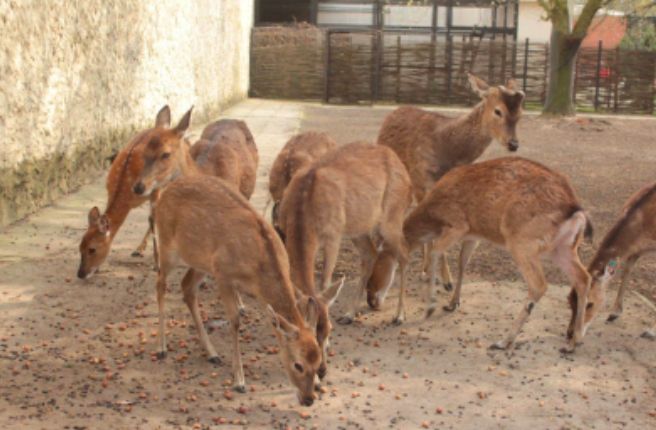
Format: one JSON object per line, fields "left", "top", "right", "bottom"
{"left": 0, "top": 126, "right": 137, "bottom": 227}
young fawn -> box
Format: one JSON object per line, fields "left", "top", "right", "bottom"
{"left": 278, "top": 142, "right": 412, "bottom": 327}
{"left": 77, "top": 105, "right": 179, "bottom": 279}
{"left": 132, "top": 116, "right": 258, "bottom": 200}
{"left": 154, "top": 175, "right": 322, "bottom": 406}
{"left": 373, "top": 73, "right": 524, "bottom": 295}
{"left": 369, "top": 157, "right": 594, "bottom": 352}
{"left": 266, "top": 132, "right": 337, "bottom": 235}
{"left": 573, "top": 181, "right": 656, "bottom": 339}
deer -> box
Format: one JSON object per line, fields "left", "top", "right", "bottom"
{"left": 152, "top": 174, "right": 323, "bottom": 406}
{"left": 367, "top": 157, "right": 594, "bottom": 353}
{"left": 370, "top": 73, "right": 525, "bottom": 305}
{"left": 265, "top": 131, "right": 337, "bottom": 236}
{"left": 77, "top": 105, "right": 178, "bottom": 280}
{"left": 571, "top": 181, "right": 656, "bottom": 340}
{"left": 277, "top": 141, "right": 412, "bottom": 331}
{"left": 131, "top": 114, "right": 259, "bottom": 313}
{"left": 132, "top": 117, "right": 258, "bottom": 200}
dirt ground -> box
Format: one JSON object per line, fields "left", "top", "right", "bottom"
{"left": 1, "top": 100, "right": 655, "bottom": 430}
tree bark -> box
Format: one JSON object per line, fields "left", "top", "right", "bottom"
{"left": 543, "top": 29, "right": 581, "bottom": 115}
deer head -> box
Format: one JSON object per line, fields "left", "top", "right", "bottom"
{"left": 468, "top": 73, "right": 525, "bottom": 152}
{"left": 77, "top": 206, "right": 111, "bottom": 279}
{"left": 133, "top": 107, "right": 193, "bottom": 197}
{"left": 267, "top": 305, "right": 322, "bottom": 406}
{"left": 297, "top": 278, "right": 345, "bottom": 380}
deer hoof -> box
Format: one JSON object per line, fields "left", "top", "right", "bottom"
{"left": 640, "top": 330, "right": 656, "bottom": 340}
{"left": 208, "top": 356, "right": 222, "bottom": 365}
{"left": 425, "top": 306, "right": 437, "bottom": 319}
{"left": 391, "top": 316, "right": 404, "bottom": 326}
{"left": 234, "top": 384, "right": 246, "bottom": 394}
{"left": 337, "top": 315, "right": 353, "bottom": 325}
{"left": 443, "top": 282, "right": 453, "bottom": 292}
{"left": 131, "top": 250, "right": 144, "bottom": 258}
{"left": 489, "top": 340, "right": 509, "bottom": 351}
{"left": 606, "top": 313, "right": 620, "bottom": 323}
{"left": 566, "top": 328, "right": 574, "bottom": 340}
{"left": 156, "top": 351, "right": 167, "bottom": 360}
{"left": 443, "top": 302, "right": 459, "bottom": 313}
{"left": 238, "top": 307, "right": 247, "bottom": 317}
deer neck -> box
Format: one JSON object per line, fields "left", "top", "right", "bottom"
{"left": 178, "top": 147, "right": 202, "bottom": 178}
{"left": 103, "top": 196, "right": 132, "bottom": 241}
{"left": 439, "top": 103, "right": 494, "bottom": 166}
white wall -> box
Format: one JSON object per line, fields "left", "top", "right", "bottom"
{"left": 0, "top": 0, "right": 253, "bottom": 225}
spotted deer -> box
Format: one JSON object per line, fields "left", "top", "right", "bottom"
{"left": 153, "top": 175, "right": 322, "bottom": 406}
{"left": 572, "top": 181, "right": 656, "bottom": 339}
{"left": 77, "top": 105, "right": 178, "bottom": 279}
{"left": 372, "top": 73, "right": 525, "bottom": 299}
{"left": 266, "top": 132, "right": 337, "bottom": 236}
{"left": 369, "top": 157, "right": 594, "bottom": 352}
{"left": 278, "top": 142, "right": 412, "bottom": 329}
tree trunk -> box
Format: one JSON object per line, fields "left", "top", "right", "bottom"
{"left": 543, "top": 29, "right": 582, "bottom": 116}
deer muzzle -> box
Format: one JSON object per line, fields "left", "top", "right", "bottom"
{"left": 133, "top": 181, "right": 146, "bottom": 195}
{"left": 507, "top": 139, "right": 519, "bottom": 152}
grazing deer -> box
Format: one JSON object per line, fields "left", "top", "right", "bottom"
{"left": 573, "top": 181, "right": 656, "bottom": 339}
{"left": 132, "top": 117, "right": 258, "bottom": 200}
{"left": 266, "top": 132, "right": 337, "bottom": 235}
{"left": 278, "top": 142, "right": 412, "bottom": 327}
{"left": 154, "top": 175, "right": 322, "bottom": 406}
{"left": 373, "top": 73, "right": 524, "bottom": 296}
{"left": 77, "top": 106, "right": 176, "bottom": 279}
{"left": 369, "top": 157, "right": 594, "bottom": 352}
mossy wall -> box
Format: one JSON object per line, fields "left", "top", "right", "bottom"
{"left": 0, "top": 0, "right": 253, "bottom": 226}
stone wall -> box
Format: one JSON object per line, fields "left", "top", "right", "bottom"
{"left": 0, "top": 0, "right": 253, "bottom": 226}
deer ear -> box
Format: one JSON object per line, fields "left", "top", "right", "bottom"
{"left": 320, "top": 276, "right": 345, "bottom": 308}
{"left": 505, "top": 78, "right": 519, "bottom": 91}
{"left": 97, "top": 214, "right": 110, "bottom": 235}
{"left": 467, "top": 73, "right": 490, "bottom": 98}
{"left": 267, "top": 305, "right": 300, "bottom": 341}
{"left": 155, "top": 105, "right": 171, "bottom": 128}
{"left": 88, "top": 207, "right": 101, "bottom": 226}
{"left": 297, "top": 295, "right": 319, "bottom": 331}
{"left": 174, "top": 106, "right": 193, "bottom": 136}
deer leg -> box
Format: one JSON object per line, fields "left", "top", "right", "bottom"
{"left": 608, "top": 254, "right": 639, "bottom": 322}
{"left": 155, "top": 256, "right": 172, "bottom": 360}
{"left": 320, "top": 237, "right": 340, "bottom": 292}
{"left": 132, "top": 226, "right": 151, "bottom": 257}
{"left": 439, "top": 254, "right": 454, "bottom": 292}
{"left": 424, "top": 228, "right": 466, "bottom": 319}
{"left": 181, "top": 268, "right": 220, "bottom": 364}
{"left": 343, "top": 236, "right": 378, "bottom": 321}
{"left": 552, "top": 246, "right": 591, "bottom": 353}
{"left": 444, "top": 240, "right": 478, "bottom": 312}
{"left": 217, "top": 282, "right": 246, "bottom": 393}
{"left": 490, "top": 251, "right": 547, "bottom": 350}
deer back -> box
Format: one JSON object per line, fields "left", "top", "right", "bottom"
{"left": 192, "top": 119, "right": 259, "bottom": 200}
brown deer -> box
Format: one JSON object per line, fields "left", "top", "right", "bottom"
{"left": 132, "top": 117, "right": 258, "bottom": 200}
{"left": 153, "top": 175, "right": 322, "bottom": 406}
{"left": 369, "top": 157, "right": 594, "bottom": 352}
{"left": 77, "top": 106, "right": 177, "bottom": 279}
{"left": 266, "top": 132, "right": 337, "bottom": 235}
{"left": 572, "top": 181, "right": 656, "bottom": 339}
{"left": 373, "top": 73, "right": 525, "bottom": 297}
{"left": 277, "top": 142, "right": 412, "bottom": 329}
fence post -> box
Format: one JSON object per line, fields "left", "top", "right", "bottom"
{"left": 594, "top": 40, "right": 603, "bottom": 111}
{"left": 522, "top": 38, "right": 529, "bottom": 93}
{"left": 613, "top": 46, "right": 620, "bottom": 112}
{"left": 372, "top": 30, "right": 382, "bottom": 104}
{"left": 395, "top": 35, "right": 401, "bottom": 103}
{"left": 323, "top": 30, "right": 331, "bottom": 104}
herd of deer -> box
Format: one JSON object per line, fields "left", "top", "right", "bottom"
{"left": 76, "top": 74, "right": 656, "bottom": 406}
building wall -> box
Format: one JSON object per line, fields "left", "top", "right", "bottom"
{"left": 0, "top": 0, "right": 253, "bottom": 226}
{"left": 517, "top": 1, "right": 551, "bottom": 42}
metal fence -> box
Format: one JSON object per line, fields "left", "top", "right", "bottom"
{"left": 250, "top": 25, "right": 656, "bottom": 114}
